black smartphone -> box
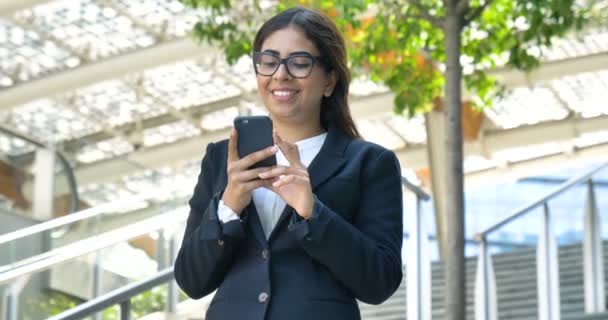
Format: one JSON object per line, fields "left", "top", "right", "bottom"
{"left": 233, "top": 115, "right": 277, "bottom": 169}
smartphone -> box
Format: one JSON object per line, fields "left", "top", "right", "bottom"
{"left": 233, "top": 115, "right": 277, "bottom": 169}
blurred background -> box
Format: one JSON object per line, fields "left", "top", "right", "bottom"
{"left": 0, "top": 0, "right": 607, "bottom": 319}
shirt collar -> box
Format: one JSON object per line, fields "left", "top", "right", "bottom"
{"left": 294, "top": 132, "right": 327, "bottom": 151}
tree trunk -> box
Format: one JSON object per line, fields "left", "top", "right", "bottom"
{"left": 443, "top": 1, "right": 466, "bottom": 320}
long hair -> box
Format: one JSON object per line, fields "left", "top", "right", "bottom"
{"left": 253, "top": 7, "right": 361, "bottom": 139}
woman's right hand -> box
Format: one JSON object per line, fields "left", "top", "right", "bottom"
{"left": 221, "top": 128, "right": 277, "bottom": 215}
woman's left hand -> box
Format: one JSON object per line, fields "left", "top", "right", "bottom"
{"left": 258, "top": 131, "right": 314, "bottom": 219}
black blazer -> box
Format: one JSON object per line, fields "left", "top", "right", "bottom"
{"left": 174, "top": 125, "right": 404, "bottom": 320}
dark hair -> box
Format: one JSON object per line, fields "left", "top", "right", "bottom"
{"left": 253, "top": 7, "right": 361, "bottom": 139}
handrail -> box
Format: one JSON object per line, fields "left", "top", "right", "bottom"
{"left": 0, "top": 208, "right": 188, "bottom": 285}
{"left": 0, "top": 192, "right": 159, "bottom": 246}
{"left": 0, "top": 124, "right": 79, "bottom": 214}
{"left": 47, "top": 268, "right": 174, "bottom": 320}
{"left": 401, "top": 176, "right": 431, "bottom": 200}
{"left": 37, "top": 177, "right": 429, "bottom": 320}
{"left": 476, "top": 162, "right": 608, "bottom": 239}
{"left": 402, "top": 232, "right": 533, "bottom": 249}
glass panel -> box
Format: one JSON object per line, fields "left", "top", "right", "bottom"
{"left": 74, "top": 80, "right": 168, "bottom": 127}
{"left": 142, "top": 61, "right": 240, "bottom": 110}
{"left": 15, "top": 0, "right": 156, "bottom": 61}
{"left": 551, "top": 70, "right": 608, "bottom": 118}
{"left": 485, "top": 87, "right": 569, "bottom": 129}
{"left": 0, "top": 19, "right": 77, "bottom": 86}
{"left": 0, "top": 99, "right": 100, "bottom": 144}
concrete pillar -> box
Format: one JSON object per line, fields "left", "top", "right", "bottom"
{"left": 424, "top": 109, "right": 449, "bottom": 258}
{"left": 32, "top": 148, "right": 55, "bottom": 220}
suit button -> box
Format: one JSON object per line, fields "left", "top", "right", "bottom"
{"left": 218, "top": 239, "right": 224, "bottom": 246}
{"left": 261, "top": 249, "right": 268, "bottom": 260}
{"left": 258, "top": 292, "right": 269, "bottom": 303}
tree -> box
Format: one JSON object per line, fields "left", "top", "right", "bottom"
{"left": 179, "top": 0, "right": 593, "bottom": 318}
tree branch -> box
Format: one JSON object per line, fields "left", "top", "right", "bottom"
{"left": 456, "top": 0, "right": 469, "bottom": 16}
{"left": 464, "top": 0, "right": 493, "bottom": 26}
{"left": 406, "top": 0, "right": 445, "bottom": 29}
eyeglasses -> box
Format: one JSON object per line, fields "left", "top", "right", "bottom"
{"left": 252, "top": 51, "right": 324, "bottom": 79}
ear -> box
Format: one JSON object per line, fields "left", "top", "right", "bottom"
{"left": 323, "top": 70, "right": 337, "bottom": 97}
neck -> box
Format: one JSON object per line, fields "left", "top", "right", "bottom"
{"left": 271, "top": 119, "right": 325, "bottom": 143}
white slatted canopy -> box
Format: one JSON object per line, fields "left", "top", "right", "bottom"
{"left": 0, "top": 0, "right": 607, "bottom": 205}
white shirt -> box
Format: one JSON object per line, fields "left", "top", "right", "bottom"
{"left": 218, "top": 132, "right": 327, "bottom": 239}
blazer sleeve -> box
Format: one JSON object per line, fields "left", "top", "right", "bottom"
{"left": 174, "top": 142, "right": 247, "bottom": 299}
{"left": 288, "top": 149, "right": 403, "bottom": 305}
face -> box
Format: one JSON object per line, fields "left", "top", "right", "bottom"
{"left": 255, "top": 27, "right": 336, "bottom": 125}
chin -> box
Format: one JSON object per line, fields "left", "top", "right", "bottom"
{"left": 267, "top": 103, "right": 296, "bottom": 116}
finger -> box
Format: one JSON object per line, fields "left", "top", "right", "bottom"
{"left": 272, "top": 174, "right": 309, "bottom": 188}
{"left": 238, "top": 145, "right": 278, "bottom": 169}
{"left": 242, "top": 178, "right": 272, "bottom": 192}
{"left": 234, "top": 166, "right": 276, "bottom": 182}
{"left": 258, "top": 165, "right": 307, "bottom": 179}
{"left": 259, "top": 179, "right": 275, "bottom": 191}
{"left": 227, "top": 128, "right": 239, "bottom": 163}
{"left": 273, "top": 131, "right": 302, "bottom": 166}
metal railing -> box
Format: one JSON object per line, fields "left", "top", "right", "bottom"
{"left": 0, "top": 206, "right": 188, "bottom": 320}
{"left": 0, "top": 175, "right": 431, "bottom": 320}
{"left": 46, "top": 268, "right": 176, "bottom": 320}
{"left": 6, "top": 174, "right": 537, "bottom": 320}
{"left": 401, "top": 177, "right": 433, "bottom": 320}
{"left": 0, "top": 192, "right": 184, "bottom": 271}
{"left": 473, "top": 162, "right": 608, "bottom": 320}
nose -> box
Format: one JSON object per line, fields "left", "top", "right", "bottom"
{"left": 273, "top": 62, "right": 292, "bottom": 80}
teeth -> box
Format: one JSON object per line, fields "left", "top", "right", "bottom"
{"left": 273, "top": 90, "right": 294, "bottom": 96}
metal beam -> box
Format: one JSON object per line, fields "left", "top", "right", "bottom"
{"left": 51, "top": 129, "right": 230, "bottom": 195}
{"left": 11, "top": 95, "right": 242, "bottom": 167}
{"left": 350, "top": 92, "right": 396, "bottom": 119}
{"left": 487, "top": 52, "right": 608, "bottom": 87}
{"left": 479, "top": 114, "right": 608, "bottom": 155}
{"left": 465, "top": 142, "right": 608, "bottom": 187}
{"left": 4, "top": 44, "right": 605, "bottom": 112}
{"left": 0, "top": 39, "right": 218, "bottom": 110}
{"left": 45, "top": 113, "right": 608, "bottom": 195}
{"left": 0, "top": 0, "right": 50, "bottom": 16}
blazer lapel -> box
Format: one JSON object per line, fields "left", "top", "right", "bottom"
{"left": 244, "top": 202, "right": 269, "bottom": 247}
{"left": 268, "top": 125, "right": 350, "bottom": 242}
{"left": 267, "top": 204, "right": 294, "bottom": 242}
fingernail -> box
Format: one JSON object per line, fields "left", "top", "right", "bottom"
{"left": 259, "top": 172, "right": 267, "bottom": 178}
{"left": 270, "top": 146, "right": 278, "bottom": 153}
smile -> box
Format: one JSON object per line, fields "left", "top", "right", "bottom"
{"left": 272, "top": 90, "right": 297, "bottom": 96}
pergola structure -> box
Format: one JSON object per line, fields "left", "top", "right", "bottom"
{"left": 0, "top": 0, "right": 607, "bottom": 210}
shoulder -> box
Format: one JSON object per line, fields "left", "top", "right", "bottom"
{"left": 343, "top": 138, "right": 401, "bottom": 175}
{"left": 211, "top": 139, "right": 229, "bottom": 154}
{"left": 345, "top": 138, "right": 396, "bottom": 160}
{"left": 203, "top": 139, "right": 229, "bottom": 161}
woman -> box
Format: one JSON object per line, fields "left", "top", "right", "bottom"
{"left": 174, "top": 7, "right": 403, "bottom": 320}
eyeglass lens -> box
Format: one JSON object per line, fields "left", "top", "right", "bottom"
{"left": 254, "top": 54, "right": 314, "bottom": 78}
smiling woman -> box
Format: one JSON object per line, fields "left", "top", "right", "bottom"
{"left": 254, "top": 26, "right": 333, "bottom": 136}
{"left": 174, "top": 7, "right": 404, "bottom": 320}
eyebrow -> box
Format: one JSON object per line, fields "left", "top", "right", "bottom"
{"left": 262, "top": 49, "right": 314, "bottom": 56}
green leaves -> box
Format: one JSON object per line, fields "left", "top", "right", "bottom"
{"left": 181, "top": 0, "right": 593, "bottom": 115}
{"left": 180, "top": 0, "right": 231, "bottom": 10}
